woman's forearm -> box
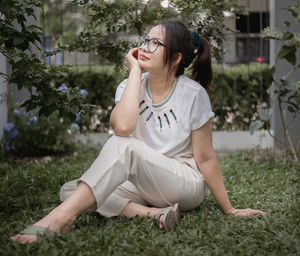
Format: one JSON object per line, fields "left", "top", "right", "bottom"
{"left": 110, "top": 67, "right": 142, "bottom": 136}
{"left": 196, "top": 157, "right": 234, "bottom": 214}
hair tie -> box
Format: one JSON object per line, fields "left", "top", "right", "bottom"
{"left": 192, "top": 31, "right": 203, "bottom": 49}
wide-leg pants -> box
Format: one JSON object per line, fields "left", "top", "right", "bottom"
{"left": 60, "top": 135, "right": 207, "bottom": 218}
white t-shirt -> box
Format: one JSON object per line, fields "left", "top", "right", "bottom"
{"left": 114, "top": 72, "right": 215, "bottom": 158}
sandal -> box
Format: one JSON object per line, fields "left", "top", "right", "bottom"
{"left": 155, "top": 203, "right": 181, "bottom": 231}
{"left": 19, "top": 225, "right": 54, "bottom": 237}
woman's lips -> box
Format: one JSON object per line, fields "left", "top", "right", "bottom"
{"left": 139, "top": 54, "right": 149, "bottom": 61}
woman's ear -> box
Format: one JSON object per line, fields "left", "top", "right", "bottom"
{"left": 173, "top": 53, "right": 182, "bottom": 67}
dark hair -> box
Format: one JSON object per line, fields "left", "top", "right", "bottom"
{"left": 156, "top": 20, "right": 212, "bottom": 90}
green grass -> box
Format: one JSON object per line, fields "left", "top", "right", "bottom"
{"left": 0, "top": 145, "right": 299, "bottom": 256}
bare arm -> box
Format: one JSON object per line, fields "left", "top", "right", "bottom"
{"left": 110, "top": 48, "right": 141, "bottom": 136}
{"left": 191, "top": 120, "right": 267, "bottom": 216}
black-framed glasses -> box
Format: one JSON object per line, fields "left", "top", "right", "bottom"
{"left": 137, "top": 36, "right": 167, "bottom": 53}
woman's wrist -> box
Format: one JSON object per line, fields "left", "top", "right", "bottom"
{"left": 223, "top": 207, "right": 236, "bottom": 215}
{"left": 130, "top": 65, "right": 142, "bottom": 75}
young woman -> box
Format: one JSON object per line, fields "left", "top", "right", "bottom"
{"left": 11, "top": 20, "right": 266, "bottom": 244}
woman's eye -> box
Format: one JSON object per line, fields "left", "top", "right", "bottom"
{"left": 152, "top": 40, "right": 159, "bottom": 46}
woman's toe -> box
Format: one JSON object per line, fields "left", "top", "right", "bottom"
{"left": 26, "top": 236, "right": 38, "bottom": 244}
{"left": 10, "top": 234, "right": 37, "bottom": 244}
{"left": 9, "top": 235, "right": 18, "bottom": 241}
{"left": 159, "top": 215, "right": 164, "bottom": 229}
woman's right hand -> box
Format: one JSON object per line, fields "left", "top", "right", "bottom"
{"left": 125, "top": 48, "right": 140, "bottom": 71}
{"left": 227, "top": 207, "right": 267, "bottom": 217}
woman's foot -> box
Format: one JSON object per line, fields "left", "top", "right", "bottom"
{"left": 120, "top": 202, "right": 181, "bottom": 231}
{"left": 154, "top": 203, "right": 180, "bottom": 231}
{"left": 10, "top": 208, "right": 76, "bottom": 244}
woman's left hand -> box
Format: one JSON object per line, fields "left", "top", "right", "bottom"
{"left": 228, "top": 208, "right": 267, "bottom": 217}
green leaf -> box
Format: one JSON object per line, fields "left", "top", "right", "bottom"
{"left": 67, "top": 93, "right": 78, "bottom": 101}
{"left": 277, "top": 45, "right": 296, "bottom": 65}
{"left": 39, "top": 106, "right": 52, "bottom": 117}
{"left": 249, "top": 120, "right": 264, "bottom": 135}
{"left": 258, "top": 107, "right": 272, "bottom": 121}
{"left": 287, "top": 105, "right": 295, "bottom": 112}
{"left": 287, "top": 101, "right": 299, "bottom": 110}
{"left": 16, "top": 14, "right": 26, "bottom": 25}
{"left": 282, "top": 31, "right": 293, "bottom": 41}
{"left": 262, "top": 27, "right": 281, "bottom": 40}
{"left": 268, "top": 66, "right": 276, "bottom": 77}
{"left": 283, "top": 21, "right": 291, "bottom": 27}
{"left": 270, "top": 91, "right": 279, "bottom": 105}
{"left": 13, "top": 36, "right": 25, "bottom": 46}
{"left": 258, "top": 102, "right": 267, "bottom": 108}
{"left": 12, "top": 56, "right": 23, "bottom": 63}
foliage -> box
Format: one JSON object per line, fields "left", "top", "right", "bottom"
{"left": 209, "top": 64, "right": 272, "bottom": 130}
{"left": 1, "top": 147, "right": 299, "bottom": 255}
{"left": 41, "top": 0, "right": 87, "bottom": 38}
{"left": 0, "top": 106, "right": 79, "bottom": 157}
{"left": 60, "top": 64, "right": 271, "bottom": 132}
{"left": 59, "top": 0, "right": 246, "bottom": 66}
{"left": 0, "top": 0, "right": 91, "bottom": 117}
{"left": 169, "top": 0, "right": 247, "bottom": 61}
{"left": 250, "top": 2, "right": 300, "bottom": 161}
{"left": 55, "top": 65, "right": 127, "bottom": 132}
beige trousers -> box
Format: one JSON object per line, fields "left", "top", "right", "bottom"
{"left": 60, "top": 135, "right": 207, "bottom": 218}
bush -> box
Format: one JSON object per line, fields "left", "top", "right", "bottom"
{"left": 1, "top": 108, "right": 78, "bottom": 157}
{"left": 58, "top": 66, "right": 127, "bottom": 132}
{"left": 210, "top": 63, "right": 273, "bottom": 130}
{"left": 56, "top": 64, "right": 272, "bottom": 132}
{"left": 0, "top": 0, "right": 91, "bottom": 119}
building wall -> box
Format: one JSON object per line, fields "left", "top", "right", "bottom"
{"left": 0, "top": 5, "right": 39, "bottom": 140}
{"left": 241, "top": 0, "right": 269, "bottom": 12}
{"left": 223, "top": 0, "right": 269, "bottom": 64}
{"left": 8, "top": 6, "right": 39, "bottom": 107}
{"left": 270, "top": 0, "right": 300, "bottom": 148}
{"left": 0, "top": 54, "right": 8, "bottom": 139}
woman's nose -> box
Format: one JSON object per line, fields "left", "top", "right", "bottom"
{"left": 140, "top": 42, "right": 149, "bottom": 52}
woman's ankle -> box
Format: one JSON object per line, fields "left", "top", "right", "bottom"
{"left": 147, "top": 207, "right": 161, "bottom": 219}
{"left": 35, "top": 208, "right": 77, "bottom": 233}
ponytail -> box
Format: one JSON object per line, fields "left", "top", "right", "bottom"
{"left": 155, "top": 21, "right": 213, "bottom": 90}
{"left": 191, "top": 36, "right": 212, "bottom": 90}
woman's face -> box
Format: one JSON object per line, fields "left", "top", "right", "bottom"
{"left": 138, "top": 25, "right": 167, "bottom": 74}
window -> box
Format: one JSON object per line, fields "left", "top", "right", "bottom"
{"left": 236, "top": 12, "right": 269, "bottom": 33}
{"left": 235, "top": 12, "right": 270, "bottom": 63}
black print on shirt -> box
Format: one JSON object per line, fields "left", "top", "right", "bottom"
{"left": 138, "top": 99, "right": 178, "bottom": 132}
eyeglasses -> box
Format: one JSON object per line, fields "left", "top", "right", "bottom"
{"left": 137, "top": 36, "right": 167, "bottom": 53}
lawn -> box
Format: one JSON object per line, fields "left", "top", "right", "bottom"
{"left": 0, "top": 144, "right": 299, "bottom": 256}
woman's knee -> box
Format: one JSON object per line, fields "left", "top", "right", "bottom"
{"left": 109, "top": 135, "right": 132, "bottom": 144}
{"left": 107, "top": 135, "right": 142, "bottom": 152}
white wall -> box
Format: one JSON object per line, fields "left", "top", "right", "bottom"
{"left": 0, "top": 53, "right": 8, "bottom": 140}
{"left": 270, "top": 0, "right": 300, "bottom": 148}
{"left": 8, "top": 6, "right": 39, "bottom": 108}
{"left": 0, "top": 5, "right": 40, "bottom": 140}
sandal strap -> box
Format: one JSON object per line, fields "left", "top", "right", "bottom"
{"left": 155, "top": 208, "right": 170, "bottom": 220}
{"left": 20, "top": 225, "right": 53, "bottom": 236}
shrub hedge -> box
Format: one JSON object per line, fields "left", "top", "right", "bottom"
{"left": 59, "top": 66, "right": 127, "bottom": 132}
{"left": 1, "top": 109, "right": 77, "bottom": 157}
{"left": 61, "top": 64, "right": 272, "bottom": 131}
{"left": 210, "top": 64, "right": 272, "bottom": 130}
